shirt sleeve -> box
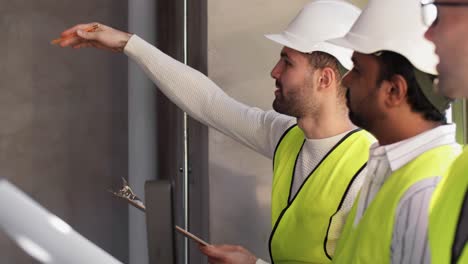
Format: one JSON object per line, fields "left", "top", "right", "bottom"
{"left": 256, "top": 258, "right": 270, "bottom": 264}
{"left": 391, "top": 176, "right": 441, "bottom": 264}
{"left": 124, "top": 35, "right": 295, "bottom": 159}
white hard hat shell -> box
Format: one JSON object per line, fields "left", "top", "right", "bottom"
{"left": 266, "top": 0, "right": 361, "bottom": 70}
{"left": 328, "top": 0, "right": 438, "bottom": 74}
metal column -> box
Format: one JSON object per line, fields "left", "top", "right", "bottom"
{"left": 128, "top": 1, "right": 157, "bottom": 263}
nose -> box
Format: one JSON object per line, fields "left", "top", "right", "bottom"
{"left": 271, "top": 60, "right": 282, "bottom": 80}
{"left": 424, "top": 23, "right": 435, "bottom": 42}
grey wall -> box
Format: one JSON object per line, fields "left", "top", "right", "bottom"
{"left": 128, "top": 1, "right": 156, "bottom": 263}
{"left": 0, "top": 1, "right": 128, "bottom": 263}
{"left": 207, "top": 0, "right": 368, "bottom": 260}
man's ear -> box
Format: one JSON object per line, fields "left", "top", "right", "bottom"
{"left": 384, "top": 74, "right": 408, "bottom": 108}
{"left": 318, "top": 67, "right": 336, "bottom": 90}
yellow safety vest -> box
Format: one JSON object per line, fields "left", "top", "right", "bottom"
{"left": 333, "top": 145, "right": 460, "bottom": 264}
{"left": 270, "top": 126, "right": 375, "bottom": 264}
{"left": 430, "top": 147, "right": 468, "bottom": 264}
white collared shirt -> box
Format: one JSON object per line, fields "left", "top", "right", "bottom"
{"left": 354, "top": 124, "right": 461, "bottom": 264}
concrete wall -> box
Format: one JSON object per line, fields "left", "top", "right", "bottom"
{"left": 207, "top": 0, "right": 368, "bottom": 260}
{"left": 0, "top": 1, "right": 128, "bottom": 262}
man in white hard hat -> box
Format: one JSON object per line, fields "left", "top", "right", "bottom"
{"left": 422, "top": 1, "right": 468, "bottom": 263}
{"left": 56, "top": 1, "right": 375, "bottom": 263}
{"left": 327, "top": 0, "right": 461, "bottom": 263}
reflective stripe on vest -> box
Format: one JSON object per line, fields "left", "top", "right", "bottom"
{"left": 430, "top": 147, "right": 468, "bottom": 264}
{"left": 270, "top": 126, "right": 375, "bottom": 264}
{"left": 333, "top": 144, "right": 460, "bottom": 264}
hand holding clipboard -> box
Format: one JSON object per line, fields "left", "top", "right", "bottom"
{"left": 108, "top": 178, "right": 210, "bottom": 246}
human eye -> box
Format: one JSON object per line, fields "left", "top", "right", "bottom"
{"left": 283, "top": 58, "right": 293, "bottom": 67}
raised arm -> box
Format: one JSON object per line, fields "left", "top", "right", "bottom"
{"left": 56, "top": 23, "right": 295, "bottom": 158}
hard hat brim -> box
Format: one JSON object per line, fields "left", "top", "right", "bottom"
{"left": 328, "top": 33, "right": 438, "bottom": 75}
{"left": 265, "top": 33, "right": 354, "bottom": 70}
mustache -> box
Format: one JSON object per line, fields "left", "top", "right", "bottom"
{"left": 275, "top": 80, "right": 283, "bottom": 89}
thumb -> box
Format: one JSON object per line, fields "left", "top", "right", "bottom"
{"left": 76, "top": 29, "right": 98, "bottom": 40}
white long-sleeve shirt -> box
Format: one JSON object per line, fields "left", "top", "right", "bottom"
{"left": 123, "top": 35, "right": 367, "bottom": 263}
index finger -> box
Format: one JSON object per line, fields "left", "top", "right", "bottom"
{"left": 60, "top": 23, "right": 96, "bottom": 37}
{"left": 215, "top": 245, "right": 243, "bottom": 251}
{"left": 58, "top": 35, "right": 85, "bottom": 47}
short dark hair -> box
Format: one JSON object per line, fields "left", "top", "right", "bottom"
{"left": 375, "top": 51, "right": 447, "bottom": 123}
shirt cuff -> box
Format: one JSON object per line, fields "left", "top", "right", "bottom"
{"left": 123, "top": 34, "right": 145, "bottom": 58}
{"left": 256, "top": 258, "right": 270, "bottom": 264}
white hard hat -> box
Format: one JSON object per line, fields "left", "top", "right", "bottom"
{"left": 265, "top": 0, "right": 361, "bottom": 70}
{"left": 328, "top": 0, "right": 438, "bottom": 74}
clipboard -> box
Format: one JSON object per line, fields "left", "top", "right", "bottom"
{"left": 175, "top": 225, "right": 210, "bottom": 246}
{"left": 109, "top": 178, "right": 210, "bottom": 247}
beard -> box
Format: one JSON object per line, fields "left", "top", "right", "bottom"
{"left": 272, "top": 80, "right": 306, "bottom": 117}
{"left": 346, "top": 89, "right": 371, "bottom": 130}
{"left": 348, "top": 110, "right": 369, "bottom": 130}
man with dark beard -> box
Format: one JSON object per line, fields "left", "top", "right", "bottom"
{"left": 327, "top": 0, "right": 461, "bottom": 263}
{"left": 56, "top": 1, "right": 375, "bottom": 263}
